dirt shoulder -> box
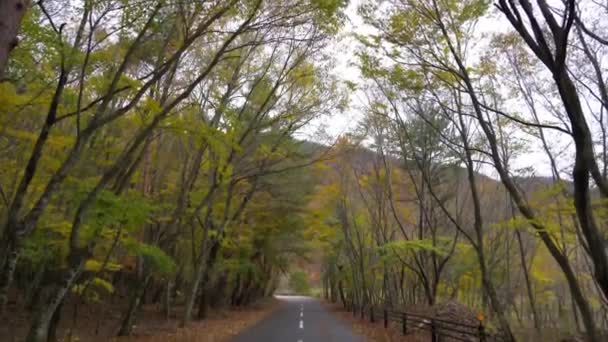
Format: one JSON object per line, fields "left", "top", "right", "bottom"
{"left": 117, "top": 298, "right": 282, "bottom": 342}
{"left": 322, "top": 302, "right": 428, "bottom": 342}
{"left": 2, "top": 296, "right": 281, "bottom": 342}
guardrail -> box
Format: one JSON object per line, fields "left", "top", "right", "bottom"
{"left": 348, "top": 304, "right": 499, "bottom": 342}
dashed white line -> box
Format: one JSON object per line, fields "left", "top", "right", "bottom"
{"left": 299, "top": 319, "right": 304, "bottom": 329}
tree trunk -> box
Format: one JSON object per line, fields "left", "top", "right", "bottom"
{"left": 0, "top": 241, "right": 19, "bottom": 311}
{"left": 338, "top": 279, "right": 347, "bottom": 309}
{"left": 197, "top": 285, "right": 209, "bottom": 320}
{"left": 26, "top": 262, "right": 84, "bottom": 342}
{"left": 162, "top": 280, "right": 172, "bottom": 319}
{"left": 0, "top": 0, "right": 29, "bottom": 79}
{"left": 195, "top": 238, "right": 222, "bottom": 319}
{"left": 555, "top": 70, "right": 608, "bottom": 300}
{"left": 26, "top": 265, "right": 46, "bottom": 311}
{"left": 117, "top": 274, "right": 151, "bottom": 336}
{"left": 181, "top": 248, "right": 208, "bottom": 327}
{"left": 47, "top": 299, "right": 64, "bottom": 342}
{"left": 209, "top": 273, "right": 228, "bottom": 309}
{"left": 515, "top": 230, "right": 540, "bottom": 331}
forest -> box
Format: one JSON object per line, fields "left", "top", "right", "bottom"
{"left": 0, "top": 0, "right": 607, "bottom": 342}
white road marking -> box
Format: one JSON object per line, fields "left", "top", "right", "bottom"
{"left": 300, "top": 311, "right": 303, "bottom": 318}
{"left": 299, "top": 319, "right": 304, "bottom": 329}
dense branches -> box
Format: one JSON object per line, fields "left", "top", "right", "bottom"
{"left": 0, "top": 1, "right": 346, "bottom": 341}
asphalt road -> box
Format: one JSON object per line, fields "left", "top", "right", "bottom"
{"left": 230, "top": 296, "right": 364, "bottom": 342}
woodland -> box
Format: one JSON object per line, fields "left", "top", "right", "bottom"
{"left": 0, "top": 0, "right": 607, "bottom": 342}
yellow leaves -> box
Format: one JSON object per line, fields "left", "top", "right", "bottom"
{"left": 289, "top": 62, "right": 316, "bottom": 89}
{"left": 307, "top": 182, "right": 340, "bottom": 212}
{"left": 84, "top": 259, "right": 123, "bottom": 272}
{"left": 491, "top": 216, "right": 527, "bottom": 231}
{"left": 0, "top": 83, "right": 24, "bottom": 111}
{"left": 2, "top": 127, "right": 39, "bottom": 144}
{"left": 1, "top": 128, "right": 74, "bottom": 158}
{"left": 90, "top": 277, "right": 114, "bottom": 293}
{"left": 0, "top": 82, "right": 53, "bottom": 119}
{"left": 141, "top": 97, "right": 162, "bottom": 116}
{"left": 72, "top": 277, "right": 115, "bottom": 302}
{"left": 43, "top": 220, "right": 72, "bottom": 238}
{"left": 456, "top": 0, "right": 490, "bottom": 22}
{"left": 253, "top": 144, "right": 286, "bottom": 161}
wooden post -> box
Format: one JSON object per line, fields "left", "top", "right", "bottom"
{"left": 431, "top": 319, "right": 437, "bottom": 342}
{"left": 402, "top": 312, "right": 407, "bottom": 335}
{"left": 383, "top": 309, "right": 388, "bottom": 328}
{"left": 370, "top": 306, "right": 374, "bottom": 323}
{"left": 479, "top": 319, "right": 486, "bottom": 342}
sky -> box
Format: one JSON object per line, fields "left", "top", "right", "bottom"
{"left": 300, "top": 0, "right": 367, "bottom": 141}
{"left": 301, "top": 0, "right": 595, "bottom": 179}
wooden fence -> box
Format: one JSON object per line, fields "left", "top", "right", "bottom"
{"left": 349, "top": 304, "right": 503, "bottom": 342}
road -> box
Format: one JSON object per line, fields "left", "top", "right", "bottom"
{"left": 230, "top": 296, "right": 364, "bottom": 342}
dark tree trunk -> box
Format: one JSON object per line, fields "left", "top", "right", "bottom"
{"left": 47, "top": 299, "right": 64, "bottom": 342}
{"left": 210, "top": 273, "right": 228, "bottom": 309}
{"left": 197, "top": 286, "right": 209, "bottom": 320}
{"left": 0, "top": 239, "right": 19, "bottom": 311}
{"left": 117, "top": 274, "right": 151, "bottom": 336}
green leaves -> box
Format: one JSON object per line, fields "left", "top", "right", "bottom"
{"left": 456, "top": 0, "right": 490, "bottom": 22}
{"left": 123, "top": 239, "right": 176, "bottom": 276}
{"left": 310, "top": 0, "right": 348, "bottom": 33}
{"left": 389, "top": 65, "right": 425, "bottom": 92}
{"left": 86, "top": 190, "right": 153, "bottom": 233}
{"left": 288, "top": 270, "right": 312, "bottom": 295}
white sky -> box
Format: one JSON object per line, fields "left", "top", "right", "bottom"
{"left": 301, "top": 0, "right": 590, "bottom": 179}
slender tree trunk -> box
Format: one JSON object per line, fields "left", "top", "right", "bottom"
{"left": 181, "top": 247, "right": 208, "bottom": 326}
{"left": 0, "top": 239, "right": 19, "bottom": 311}
{"left": 162, "top": 280, "right": 172, "bottom": 319}
{"left": 197, "top": 285, "right": 209, "bottom": 320}
{"left": 196, "top": 242, "right": 221, "bottom": 320}
{"left": 117, "top": 274, "right": 152, "bottom": 336}
{"left": 456, "top": 98, "right": 516, "bottom": 341}
{"left": 47, "top": 299, "right": 64, "bottom": 342}
{"left": 515, "top": 230, "right": 540, "bottom": 331}
{"left": 26, "top": 265, "right": 46, "bottom": 311}
{"left": 338, "top": 279, "right": 347, "bottom": 309}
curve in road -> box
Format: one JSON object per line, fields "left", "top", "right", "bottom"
{"left": 230, "top": 296, "right": 364, "bottom": 342}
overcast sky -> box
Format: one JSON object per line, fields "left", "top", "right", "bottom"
{"left": 299, "top": 0, "right": 602, "bottom": 180}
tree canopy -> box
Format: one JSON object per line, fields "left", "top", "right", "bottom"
{"left": 1, "top": 0, "right": 608, "bottom": 341}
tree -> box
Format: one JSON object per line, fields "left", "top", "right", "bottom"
{"left": 496, "top": 0, "right": 608, "bottom": 309}
{"left": 0, "top": 0, "right": 29, "bottom": 79}
{"left": 0, "top": 0, "right": 347, "bottom": 340}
